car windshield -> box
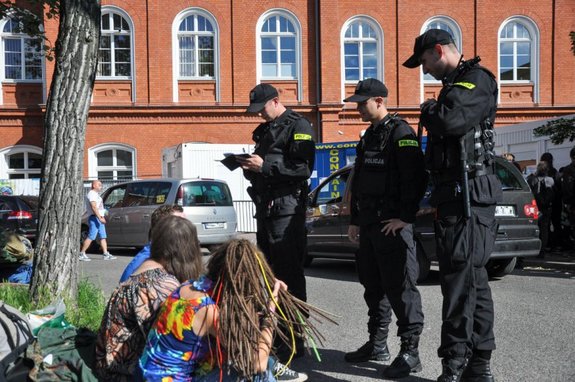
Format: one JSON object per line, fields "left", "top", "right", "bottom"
{"left": 181, "top": 181, "right": 233, "bottom": 207}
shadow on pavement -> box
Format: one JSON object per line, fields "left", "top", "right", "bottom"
{"left": 291, "top": 348, "right": 436, "bottom": 382}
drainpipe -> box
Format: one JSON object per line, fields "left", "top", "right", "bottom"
{"left": 314, "top": 0, "right": 322, "bottom": 142}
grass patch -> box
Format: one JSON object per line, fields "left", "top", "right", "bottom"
{"left": 0, "top": 279, "right": 106, "bottom": 332}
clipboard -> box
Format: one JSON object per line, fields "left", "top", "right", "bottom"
{"left": 220, "top": 153, "right": 251, "bottom": 171}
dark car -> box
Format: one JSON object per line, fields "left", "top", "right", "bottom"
{"left": 0, "top": 195, "right": 39, "bottom": 244}
{"left": 305, "top": 156, "right": 541, "bottom": 280}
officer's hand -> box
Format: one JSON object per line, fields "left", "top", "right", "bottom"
{"left": 237, "top": 154, "right": 263, "bottom": 173}
{"left": 348, "top": 225, "right": 360, "bottom": 243}
{"left": 381, "top": 218, "right": 407, "bottom": 236}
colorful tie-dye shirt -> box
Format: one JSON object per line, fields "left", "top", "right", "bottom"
{"left": 140, "top": 276, "right": 216, "bottom": 381}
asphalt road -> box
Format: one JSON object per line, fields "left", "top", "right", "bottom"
{"left": 80, "top": 246, "right": 575, "bottom": 382}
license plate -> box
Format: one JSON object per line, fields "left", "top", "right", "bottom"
{"left": 495, "top": 205, "right": 515, "bottom": 217}
{"left": 204, "top": 222, "right": 225, "bottom": 229}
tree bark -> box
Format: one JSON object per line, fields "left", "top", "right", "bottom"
{"left": 30, "top": 0, "right": 100, "bottom": 302}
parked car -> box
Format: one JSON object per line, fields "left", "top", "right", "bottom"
{"left": 306, "top": 156, "right": 541, "bottom": 280}
{"left": 0, "top": 195, "right": 39, "bottom": 244}
{"left": 81, "top": 178, "right": 237, "bottom": 249}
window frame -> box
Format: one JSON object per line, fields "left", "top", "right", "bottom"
{"left": 172, "top": 8, "right": 220, "bottom": 102}
{"left": 0, "top": 16, "right": 44, "bottom": 84}
{"left": 497, "top": 16, "right": 539, "bottom": 103}
{"left": 256, "top": 9, "right": 302, "bottom": 101}
{"left": 341, "top": 16, "right": 384, "bottom": 85}
{"left": 97, "top": 7, "right": 134, "bottom": 80}
{"left": 0, "top": 145, "right": 42, "bottom": 179}
{"left": 88, "top": 143, "right": 136, "bottom": 181}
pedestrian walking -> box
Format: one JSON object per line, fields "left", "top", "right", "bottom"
{"left": 404, "top": 29, "right": 501, "bottom": 382}
{"left": 79, "top": 180, "right": 116, "bottom": 261}
{"left": 343, "top": 78, "right": 427, "bottom": 379}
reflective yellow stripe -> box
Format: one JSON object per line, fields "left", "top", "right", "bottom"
{"left": 294, "top": 133, "right": 312, "bottom": 140}
{"left": 453, "top": 82, "right": 476, "bottom": 90}
{"left": 398, "top": 139, "right": 419, "bottom": 147}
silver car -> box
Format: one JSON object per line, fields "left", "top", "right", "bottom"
{"left": 81, "top": 178, "right": 237, "bottom": 248}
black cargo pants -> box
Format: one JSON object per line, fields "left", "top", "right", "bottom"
{"left": 357, "top": 222, "right": 424, "bottom": 339}
{"left": 256, "top": 213, "right": 307, "bottom": 303}
{"left": 435, "top": 203, "right": 497, "bottom": 360}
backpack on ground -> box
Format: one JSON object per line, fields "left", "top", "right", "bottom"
{"left": 0, "top": 301, "right": 35, "bottom": 382}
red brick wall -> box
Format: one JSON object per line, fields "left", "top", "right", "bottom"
{"left": 0, "top": 0, "right": 573, "bottom": 179}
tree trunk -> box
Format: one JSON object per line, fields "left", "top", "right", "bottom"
{"left": 30, "top": 0, "right": 100, "bottom": 302}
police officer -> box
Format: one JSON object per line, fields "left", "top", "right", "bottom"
{"left": 403, "top": 29, "right": 501, "bottom": 382}
{"left": 239, "top": 83, "right": 315, "bottom": 360}
{"left": 344, "top": 78, "right": 427, "bottom": 379}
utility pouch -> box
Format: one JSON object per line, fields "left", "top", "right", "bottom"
{"left": 469, "top": 174, "right": 502, "bottom": 205}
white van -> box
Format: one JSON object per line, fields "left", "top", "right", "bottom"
{"left": 81, "top": 178, "right": 237, "bottom": 248}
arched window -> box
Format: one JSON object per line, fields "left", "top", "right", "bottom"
{"left": 89, "top": 145, "right": 135, "bottom": 181}
{"left": 422, "top": 17, "right": 461, "bottom": 82}
{"left": 0, "top": 17, "right": 42, "bottom": 81}
{"left": 98, "top": 9, "right": 133, "bottom": 78}
{"left": 499, "top": 18, "right": 538, "bottom": 83}
{"left": 258, "top": 11, "right": 300, "bottom": 79}
{"left": 342, "top": 17, "right": 382, "bottom": 82}
{"left": 0, "top": 146, "right": 42, "bottom": 178}
{"left": 177, "top": 11, "right": 216, "bottom": 78}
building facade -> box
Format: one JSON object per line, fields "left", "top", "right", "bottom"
{"left": 0, "top": 0, "right": 574, "bottom": 180}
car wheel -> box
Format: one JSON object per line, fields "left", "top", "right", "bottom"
{"left": 486, "top": 257, "right": 517, "bottom": 278}
{"left": 416, "top": 241, "right": 431, "bottom": 282}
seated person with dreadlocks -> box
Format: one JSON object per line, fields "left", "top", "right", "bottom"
{"left": 139, "top": 239, "right": 329, "bottom": 381}
{"left": 95, "top": 215, "right": 204, "bottom": 381}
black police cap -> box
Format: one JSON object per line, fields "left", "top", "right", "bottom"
{"left": 343, "top": 78, "right": 388, "bottom": 103}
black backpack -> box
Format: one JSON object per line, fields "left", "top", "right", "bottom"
{"left": 0, "top": 302, "right": 35, "bottom": 382}
{"left": 528, "top": 175, "right": 554, "bottom": 210}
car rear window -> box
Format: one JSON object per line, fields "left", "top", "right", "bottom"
{"left": 122, "top": 182, "right": 172, "bottom": 207}
{"left": 181, "top": 181, "right": 233, "bottom": 207}
{"left": 495, "top": 162, "right": 524, "bottom": 190}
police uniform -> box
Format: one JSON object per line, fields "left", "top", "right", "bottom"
{"left": 244, "top": 108, "right": 315, "bottom": 303}
{"left": 420, "top": 57, "right": 501, "bottom": 374}
{"left": 350, "top": 112, "right": 427, "bottom": 372}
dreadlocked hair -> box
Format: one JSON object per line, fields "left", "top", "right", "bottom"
{"left": 206, "top": 238, "right": 337, "bottom": 379}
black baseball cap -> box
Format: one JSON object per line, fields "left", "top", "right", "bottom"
{"left": 343, "top": 78, "right": 388, "bottom": 103}
{"left": 403, "top": 29, "right": 455, "bottom": 68}
{"left": 246, "top": 83, "right": 278, "bottom": 113}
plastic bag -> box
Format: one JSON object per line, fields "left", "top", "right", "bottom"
{"left": 26, "top": 299, "right": 70, "bottom": 335}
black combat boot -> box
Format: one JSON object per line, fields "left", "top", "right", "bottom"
{"left": 345, "top": 327, "right": 390, "bottom": 362}
{"left": 437, "top": 358, "right": 467, "bottom": 382}
{"left": 461, "top": 350, "right": 495, "bottom": 382}
{"left": 382, "top": 336, "right": 422, "bottom": 378}
{"left": 344, "top": 341, "right": 391, "bottom": 362}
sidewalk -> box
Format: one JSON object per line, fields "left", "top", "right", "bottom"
{"left": 521, "top": 248, "right": 575, "bottom": 272}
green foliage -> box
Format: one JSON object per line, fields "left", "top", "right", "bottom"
{"left": 0, "top": 278, "right": 106, "bottom": 332}
{"left": 65, "top": 279, "right": 106, "bottom": 331}
{"left": 533, "top": 117, "right": 575, "bottom": 145}
{"left": 0, "top": 0, "right": 59, "bottom": 58}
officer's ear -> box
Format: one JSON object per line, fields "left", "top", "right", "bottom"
{"left": 374, "top": 96, "right": 386, "bottom": 107}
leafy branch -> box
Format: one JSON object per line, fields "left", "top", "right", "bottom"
{"left": 533, "top": 117, "right": 575, "bottom": 145}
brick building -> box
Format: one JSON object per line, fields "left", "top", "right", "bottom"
{"left": 0, "top": 0, "right": 574, "bottom": 180}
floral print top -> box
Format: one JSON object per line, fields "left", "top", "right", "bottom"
{"left": 94, "top": 267, "right": 180, "bottom": 381}
{"left": 139, "top": 276, "right": 216, "bottom": 382}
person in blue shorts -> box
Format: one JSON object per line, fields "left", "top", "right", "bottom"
{"left": 79, "top": 180, "right": 116, "bottom": 261}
